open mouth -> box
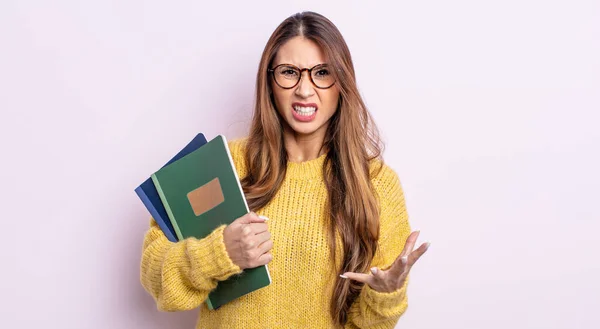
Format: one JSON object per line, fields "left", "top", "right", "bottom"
{"left": 293, "top": 105, "right": 317, "bottom": 117}
{"left": 291, "top": 102, "right": 318, "bottom": 122}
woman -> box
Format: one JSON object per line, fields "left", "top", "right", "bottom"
{"left": 140, "top": 11, "right": 429, "bottom": 329}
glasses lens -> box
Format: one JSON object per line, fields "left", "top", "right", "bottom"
{"left": 311, "top": 65, "right": 335, "bottom": 88}
{"left": 274, "top": 65, "right": 300, "bottom": 88}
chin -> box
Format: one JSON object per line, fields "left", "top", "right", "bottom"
{"left": 290, "top": 124, "right": 323, "bottom": 136}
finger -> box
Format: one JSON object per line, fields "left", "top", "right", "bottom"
{"left": 254, "top": 230, "right": 272, "bottom": 245}
{"left": 387, "top": 253, "right": 409, "bottom": 277}
{"left": 340, "top": 272, "right": 374, "bottom": 285}
{"left": 253, "top": 252, "right": 272, "bottom": 267}
{"left": 370, "top": 266, "right": 386, "bottom": 281}
{"left": 388, "top": 231, "right": 420, "bottom": 276}
{"left": 407, "top": 242, "right": 430, "bottom": 267}
{"left": 240, "top": 212, "right": 269, "bottom": 224}
{"left": 400, "top": 230, "right": 420, "bottom": 257}
{"left": 250, "top": 222, "right": 269, "bottom": 234}
{"left": 257, "top": 238, "right": 274, "bottom": 255}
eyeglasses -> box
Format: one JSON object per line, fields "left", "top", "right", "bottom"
{"left": 268, "top": 63, "right": 336, "bottom": 89}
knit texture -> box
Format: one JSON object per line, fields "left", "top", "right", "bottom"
{"left": 140, "top": 137, "right": 412, "bottom": 328}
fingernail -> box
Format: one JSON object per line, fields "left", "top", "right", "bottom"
{"left": 424, "top": 242, "right": 431, "bottom": 250}
{"left": 371, "top": 267, "right": 378, "bottom": 275}
{"left": 401, "top": 256, "right": 408, "bottom": 264}
{"left": 258, "top": 215, "right": 269, "bottom": 221}
{"left": 340, "top": 274, "right": 348, "bottom": 279}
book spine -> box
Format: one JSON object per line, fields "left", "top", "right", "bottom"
{"left": 134, "top": 186, "right": 178, "bottom": 242}
{"left": 151, "top": 173, "right": 184, "bottom": 240}
{"left": 205, "top": 297, "right": 215, "bottom": 310}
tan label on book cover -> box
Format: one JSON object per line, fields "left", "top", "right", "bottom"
{"left": 187, "top": 177, "right": 225, "bottom": 216}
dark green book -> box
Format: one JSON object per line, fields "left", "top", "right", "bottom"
{"left": 151, "top": 134, "right": 271, "bottom": 310}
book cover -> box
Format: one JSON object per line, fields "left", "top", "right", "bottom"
{"left": 151, "top": 134, "right": 271, "bottom": 310}
{"left": 134, "top": 133, "right": 208, "bottom": 242}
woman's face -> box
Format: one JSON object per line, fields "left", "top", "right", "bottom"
{"left": 270, "top": 36, "right": 340, "bottom": 139}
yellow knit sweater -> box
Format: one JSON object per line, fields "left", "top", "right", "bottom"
{"left": 140, "top": 138, "right": 412, "bottom": 328}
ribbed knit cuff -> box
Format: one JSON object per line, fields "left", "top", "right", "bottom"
{"left": 187, "top": 225, "right": 242, "bottom": 287}
{"left": 361, "top": 284, "right": 407, "bottom": 315}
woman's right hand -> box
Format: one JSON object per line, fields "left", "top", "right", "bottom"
{"left": 223, "top": 212, "right": 273, "bottom": 270}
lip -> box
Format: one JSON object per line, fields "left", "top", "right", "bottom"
{"left": 292, "top": 102, "right": 319, "bottom": 110}
{"left": 291, "top": 102, "right": 318, "bottom": 122}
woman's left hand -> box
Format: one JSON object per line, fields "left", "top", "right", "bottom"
{"left": 341, "top": 231, "right": 429, "bottom": 293}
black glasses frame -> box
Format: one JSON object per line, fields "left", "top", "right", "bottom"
{"left": 268, "top": 63, "right": 336, "bottom": 90}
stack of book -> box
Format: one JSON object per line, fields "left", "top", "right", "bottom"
{"left": 134, "top": 133, "right": 271, "bottom": 310}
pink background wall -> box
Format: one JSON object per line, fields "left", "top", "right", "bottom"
{"left": 1, "top": 1, "right": 599, "bottom": 328}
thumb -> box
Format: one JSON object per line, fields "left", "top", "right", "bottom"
{"left": 340, "top": 272, "right": 373, "bottom": 285}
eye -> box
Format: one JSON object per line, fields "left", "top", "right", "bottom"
{"left": 277, "top": 66, "right": 299, "bottom": 78}
{"left": 313, "top": 65, "right": 331, "bottom": 79}
{"left": 315, "top": 68, "right": 330, "bottom": 76}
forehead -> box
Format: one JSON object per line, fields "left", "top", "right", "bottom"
{"left": 273, "top": 36, "right": 327, "bottom": 68}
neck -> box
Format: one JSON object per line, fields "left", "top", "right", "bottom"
{"left": 282, "top": 125, "right": 327, "bottom": 163}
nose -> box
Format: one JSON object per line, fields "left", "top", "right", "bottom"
{"left": 294, "top": 71, "right": 315, "bottom": 98}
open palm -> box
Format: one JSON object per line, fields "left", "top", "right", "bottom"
{"left": 341, "top": 231, "right": 429, "bottom": 293}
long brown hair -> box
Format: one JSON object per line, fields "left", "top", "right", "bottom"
{"left": 240, "top": 11, "right": 384, "bottom": 326}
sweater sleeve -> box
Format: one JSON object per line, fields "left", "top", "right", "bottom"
{"left": 345, "top": 164, "right": 412, "bottom": 329}
{"left": 139, "top": 218, "right": 243, "bottom": 311}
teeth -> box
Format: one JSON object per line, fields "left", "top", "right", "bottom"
{"left": 293, "top": 106, "right": 316, "bottom": 116}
